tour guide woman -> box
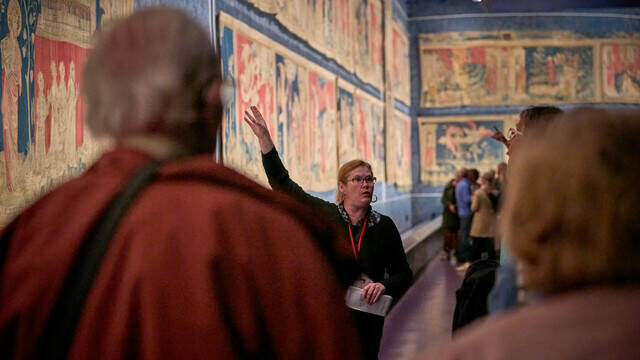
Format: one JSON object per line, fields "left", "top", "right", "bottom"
{"left": 244, "top": 106, "right": 412, "bottom": 359}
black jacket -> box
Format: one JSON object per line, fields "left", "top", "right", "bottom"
{"left": 262, "top": 149, "right": 412, "bottom": 298}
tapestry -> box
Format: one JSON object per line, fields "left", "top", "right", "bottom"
{"left": 220, "top": 15, "right": 276, "bottom": 186}
{"left": 419, "top": 38, "right": 597, "bottom": 107}
{"left": 353, "top": 0, "right": 383, "bottom": 89}
{"left": 246, "top": 0, "right": 276, "bottom": 14}
{"left": 246, "top": 0, "right": 388, "bottom": 88}
{"left": 275, "top": 53, "right": 310, "bottom": 189}
{"left": 219, "top": 12, "right": 338, "bottom": 192}
{"left": 273, "top": 0, "right": 306, "bottom": 47}
{"left": 0, "top": 0, "right": 131, "bottom": 228}
{"left": 247, "top": 0, "right": 357, "bottom": 74}
{"left": 333, "top": 0, "right": 355, "bottom": 72}
{"left": 337, "top": 82, "right": 357, "bottom": 166}
{"left": 602, "top": 42, "right": 640, "bottom": 102}
{"left": 386, "top": 107, "right": 411, "bottom": 189}
{"left": 356, "top": 90, "right": 385, "bottom": 182}
{"left": 418, "top": 115, "right": 515, "bottom": 186}
{"left": 337, "top": 80, "right": 384, "bottom": 180}
{"left": 99, "top": 0, "right": 134, "bottom": 31}
{"left": 385, "top": 0, "right": 410, "bottom": 105}
{"left": 308, "top": 68, "right": 337, "bottom": 191}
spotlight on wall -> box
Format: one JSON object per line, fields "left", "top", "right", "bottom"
{"left": 472, "top": 0, "right": 482, "bottom": 2}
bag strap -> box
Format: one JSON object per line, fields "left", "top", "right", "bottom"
{"left": 34, "top": 160, "right": 162, "bottom": 359}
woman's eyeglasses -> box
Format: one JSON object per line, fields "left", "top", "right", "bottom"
{"left": 349, "top": 176, "right": 376, "bottom": 185}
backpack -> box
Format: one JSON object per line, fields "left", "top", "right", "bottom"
{"left": 452, "top": 259, "right": 500, "bottom": 332}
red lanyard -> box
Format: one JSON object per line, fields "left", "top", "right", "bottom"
{"left": 348, "top": 216, "right": 368, "bottom": 260}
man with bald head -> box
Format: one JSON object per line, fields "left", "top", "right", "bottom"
{"left": 0, "top": 7, "right": 362, "bottom": 359}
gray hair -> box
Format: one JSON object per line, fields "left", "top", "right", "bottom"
{"left": 82, "top": 7, "right": 220, "bottom": 142}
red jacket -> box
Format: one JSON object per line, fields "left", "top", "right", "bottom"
{"left": 0, "top": 147, "right": 362, "bottom": 359}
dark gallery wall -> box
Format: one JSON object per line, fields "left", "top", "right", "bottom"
{"left": 407, "top": 2, "right": 640, "bottom": 225}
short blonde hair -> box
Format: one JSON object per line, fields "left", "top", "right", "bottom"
{"left": 502, "top": 109, "right": 640, "bottom": 294}
{"left": 336, "top": 160, "right": 373, "bottom": 203}
{"left": 82, "top": 7, "right": 220, "bottom": 143}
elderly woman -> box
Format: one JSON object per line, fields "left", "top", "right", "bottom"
{"left": 425, "top": 109, "right": 640, "bottom": 359}
{"left": 245, "top": 106, "right": 412, "bottom": 360}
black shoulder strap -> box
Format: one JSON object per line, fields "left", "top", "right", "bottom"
{"left": 0, "top": 220, "right": 16, "bottom": 274}
{"left": 34, "top": 160, "right": 162, "bottom": 359}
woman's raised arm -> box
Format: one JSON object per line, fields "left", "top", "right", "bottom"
{"left": 244, "top": 106, "right": 275, "bottom": 154}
